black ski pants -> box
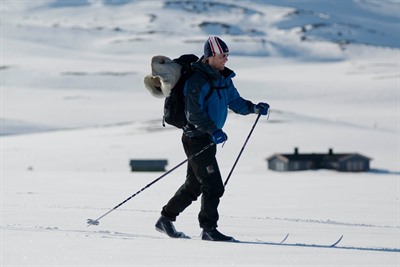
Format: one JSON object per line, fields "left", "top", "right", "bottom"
{"left": 161, "top": 134, "right": 225, "bottom": 230}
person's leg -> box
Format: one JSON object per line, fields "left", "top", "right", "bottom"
{"left": 160, "top": 134, "right": 204, "bottom": 220}
{"left": 183, "top": 136, "right": 234, "bottom": 241}
{"left": 161, "top": 163, "right": 201, "bottom": 220}
{"left": 182, "top": 136, "right": 224, "bottom": 230}
{"left": 195, "top": 147, "right": 224, "bottom": 230}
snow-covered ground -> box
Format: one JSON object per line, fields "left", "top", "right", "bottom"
{"left": 1, "top": 0, "right": 399, "bottom": 266}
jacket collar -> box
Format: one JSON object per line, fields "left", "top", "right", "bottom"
{"left": 192, "top": 56, "right": 235, "bottom": 80}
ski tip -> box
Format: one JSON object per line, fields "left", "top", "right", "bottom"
{"left": 330, "top": 235, "right": 343, "bottom": 247}
{"left": 280, "top": 233, "right": 290, "bottom": 244}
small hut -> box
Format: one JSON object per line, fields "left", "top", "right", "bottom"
{"left": 267, "top": 148, "right": 371, "bottom": 172}
{"left": 130, "top": 159, "right": 168, "bottom": 172}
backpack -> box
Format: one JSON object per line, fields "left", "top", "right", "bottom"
{"left": 163, "top": 54, "right": 214, "bottom": 129}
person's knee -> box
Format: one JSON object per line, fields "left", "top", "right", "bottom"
{"left": 202, "top": 183, "right": 224, "bottom": 198}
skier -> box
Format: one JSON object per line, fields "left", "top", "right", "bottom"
{"left": 155, "top": 36, "right": 270, "bottom": 241}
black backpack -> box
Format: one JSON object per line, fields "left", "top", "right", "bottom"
{"left": 163, "top": 54, "right": 214, "bottom": 129}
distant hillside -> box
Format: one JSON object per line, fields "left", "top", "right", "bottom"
{"left": 45, "top": 0, "right": 399, "bottom": 48}
{"left": 3, "top": 0, "right": 398, "bottom": 61}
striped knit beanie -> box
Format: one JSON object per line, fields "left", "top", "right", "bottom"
{"left": 204, "top": 36, "right": 229, "bottom": 59}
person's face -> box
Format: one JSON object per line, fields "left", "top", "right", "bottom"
{"left": 208, "top": 53, "right": 229, "bottom": 71}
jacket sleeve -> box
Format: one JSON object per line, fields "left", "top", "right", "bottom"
{"left": 184, "top": 76, "right": 219, "bottom": 135}
{"left": 227, "top": 82, "right": 255, "bottom": 115}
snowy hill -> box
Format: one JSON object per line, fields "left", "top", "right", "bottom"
{"left": 1, "top": 0, "right": 399, "bottom": 134}
{"left": 1, "top": 0, "right": 399, "bottom": 266}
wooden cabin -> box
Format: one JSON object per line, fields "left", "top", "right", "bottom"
{"left": 130, "top": 159, "right": 168, "bottom": 172}
{"left": 267, "top": 148, "right": 371, "bottom": 172}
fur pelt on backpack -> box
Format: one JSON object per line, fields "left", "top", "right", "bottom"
{"left": 143, "top": 55, "right": 182, "bottom": 98}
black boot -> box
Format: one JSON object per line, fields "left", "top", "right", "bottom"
{"left": 155, "top": 216, "right": 187, "bottom": 238}
{"left": 201, "top": 228, "right": 235, "bottom": 242}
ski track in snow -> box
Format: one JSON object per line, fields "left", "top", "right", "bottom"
{"left": 229, "top": 215, "right": 400, "bottom": 230}
{"left": 4, "top": 202, "right": 399, "bottom": 230}
{"left": 0, "top": 224, "right": 164, "bottom": 241}
{"left": 1, "top": 224, "right": 399, "bottom": 253}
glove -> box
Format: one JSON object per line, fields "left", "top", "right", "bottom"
{"left": 212, "top": 129, "right": 228, "bottom": 144}
{"left": 254, "top": 102, "right": 270, "bottom": 115}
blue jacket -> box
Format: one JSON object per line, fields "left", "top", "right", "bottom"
{"left": 183, "top": 59, "right": 254, "bottom": 137}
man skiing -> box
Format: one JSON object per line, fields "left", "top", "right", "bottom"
{"left": 155, "top": 36, "right": 270, "bottom": 241}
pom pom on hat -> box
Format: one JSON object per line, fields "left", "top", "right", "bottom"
{"left": 204, "top": 36, "right": 229, "bottom": 58}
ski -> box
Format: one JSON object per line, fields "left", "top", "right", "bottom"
{"left": 177, "top": 232, "right": 191, "bottom": 239}
{"left": 202, "top": 238, "right": 239, "bottom": 243}
{"left": 240, "top": 234, "right": 344, "bottom": 249}
{"left": 154, "top": 230, "right": 343, "bottom": 248}
{"left": 255, "top": 233, "right": 289, "bottom": 244}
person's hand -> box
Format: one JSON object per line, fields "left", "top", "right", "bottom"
{"left": 254, "top": 102, "right": 270, "bottom": 115}
{"left": 212, "top": 130, "right": 228, "bottom": 144}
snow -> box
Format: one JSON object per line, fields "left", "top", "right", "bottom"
{"left": 1, "top": 0, "right": 399, "bottom": 266}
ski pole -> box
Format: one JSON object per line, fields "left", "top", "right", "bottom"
{"left": 87, "top": 142, "right": 215, "bottom": 226}
{"left": 223, "top": 112, "right": 264, "bottom": 187}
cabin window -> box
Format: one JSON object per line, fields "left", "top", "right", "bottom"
{"left": 346, "top": 161, "right": 364, "bottom": 171}
{"left": 292, "top": 161, "right": 300, "bottom": 170}
{"left": 276, "top": 161, "right": 285, "bottom": 171}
